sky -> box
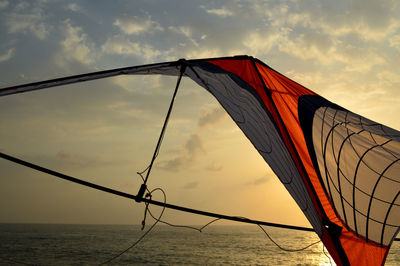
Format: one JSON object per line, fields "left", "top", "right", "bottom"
{"left": 0, "top": 0, "right": 399, "bottom": 228}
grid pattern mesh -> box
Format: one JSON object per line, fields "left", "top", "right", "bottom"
{"left": 312, "top": 107, "right": 400, "bottom": 245}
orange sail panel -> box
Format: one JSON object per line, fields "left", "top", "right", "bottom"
{"left": 198, "top": 57, "right": 399, "bottom": 266}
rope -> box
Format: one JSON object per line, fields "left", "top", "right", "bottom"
{"left": 257, "top": 224, "right": 321, "bottom": 252}
{"left": 323, "top": 244, "right": 334, "bottom": 266}
{"left": 98, "top": 188, "right": 166, "bottom": 265}
{"left": 144, "top": 197, "right": 221, "bottom": 232}
{"left": 147, "top": 207, "right": 220, "bottom": 232}
{"left": 139, "top": 172, "right": 221, "bottom": 232}
{"left": 140, "top": 63, "right": 186, "bottom": 187}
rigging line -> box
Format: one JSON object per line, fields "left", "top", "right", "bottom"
{"left": 138, "top": 160, "right": 220, "bottom": 232}
{"left": 146, "top": 201, "right": 221, "bottom": 232}
{"left": 323, "top": 244, "right": 333, "bottom": 266}
{"left": 139, "top": 171, "right": 220, "bottom": 232}
{"left": 1, "top": 151, "right": 399, "bottom": 241}
{"left": 257, "top": 224, "right": 321, "bottom": 252}
{"left": 135, "top": 62, "right": 187, "bottom": 202}
{"left": 98, "top": 187, "right": 167, "bottom": 265}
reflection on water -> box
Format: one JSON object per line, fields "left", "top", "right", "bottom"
{"left": 0, "top": 224, "right": 398, "bottom": 265}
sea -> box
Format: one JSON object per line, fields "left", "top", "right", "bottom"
{"left": 0, "top": 223, "right": 399, "bottom": 265}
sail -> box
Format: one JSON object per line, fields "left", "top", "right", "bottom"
{"left": 1, "top": 56, "right": 399, "bottom": 265}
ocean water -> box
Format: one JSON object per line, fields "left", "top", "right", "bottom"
{"left": 0, "top": 223, "right": 398, "bottom": 265}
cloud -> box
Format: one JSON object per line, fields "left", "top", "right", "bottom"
{"left": 113, "top": 15, "right": 163, "bottom": 35}
{"left": 158, "top": 134, "right": 204, "bottom": 172}
{"left": 243, "top": 29, "right": 282, "bottom": 55}
{"left": 7, "top": 7, "right": 50, "bottom": 40}
{"left": 389, "top": 35, "right": 400, "bottom": 51}
{"left": 335, "top": 45, "right": 385, "bottom": 72}
{"left": 15, "top": 1, "right": 29, "bottom": 10}
{"left": 205, "top": 161, "right": 223, "bottom": 172}
{"left": 204, "top": 7, "right": 233, "bottom": 17}
{"left": 290, "top": 0, "right": 400, "bottom": 41}
{"left": 168, "top": 26, "right": 199, "bottom": 47}
{"left": 278, "top": 31, "right": 336, "bottom": 64}
{"left": 183, "top": 48, "right": 222, "bottom": 60}
{"left": 198, "top": 105, "right": 227, "bottom": 128}
{"left": 284, "top": 70, "right": 326, "bottom": 91}
{"left": 246, "top": 175, "right": 270, "bottom": 186}
{"left": 0, "top": 0, "right": 8, "bottom": 9}
{"left": 183, "top": 181, "right": 198, "bottom": 189}
{"left": 67, "top": 3, "right": 80, "bottom": 12}
{"left": 57, "top": 19, "right": 95, "bottom": 66}
{"left": 101, "top": 35, "right": 141, "bottom": 54}
{"left": 55, "top": 151, "right": 116, "bottom": 168}
{"left": 159, "top": 2, "right": 259, "bottom": 59}
{"left": 157, "top": 157, "right": 184, "bottom": 172}
{"left": 0, "top": 48, "right": 15, "bottom": 63}
{"left": 184, "top": 134, "right": 204, "bottom": 157}
{"left": 157, "top": 105, "right": 228, "bottom": 172}
{"left": 253, "top": 176, "right": 269, "bottom": 185}
{"left": 201, "top": 1, "right": 260, "bottom": 19}
{"left": 101, "top": 35, "right": 161, "bottom": 60}
{"left": 278, "top": 31, "right": 384, "bottom": 71}
{"left": 169, "top": 26, "right": 192, "bottom": 38}
{"left": 377, "top": 70, "right": 400, "bottom": 95}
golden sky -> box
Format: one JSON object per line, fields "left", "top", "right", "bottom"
{"left": 0, "top": 0, "right": 399, "bottom": 228}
